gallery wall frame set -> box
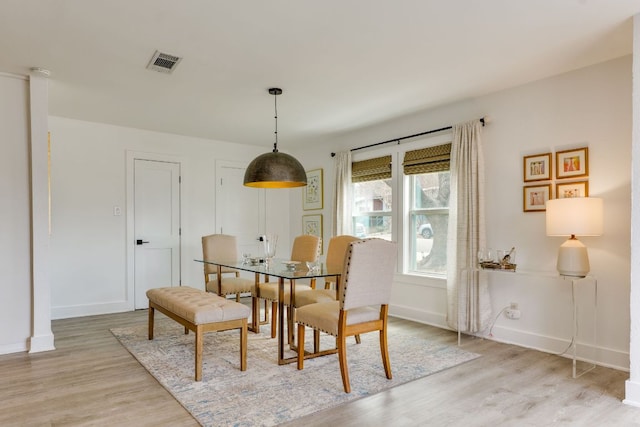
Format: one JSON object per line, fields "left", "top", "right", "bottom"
{"left": 303, "top": 168, "right": 323, "bottom": 210}
{"left": 523, "top": 184, "right": 551, "bottom": 212}
{"left": 302, "top": 214, "right": 323, "bottom": 254}
{"left": 523, "top": 152, "right": 552, "bottom": 182}
{"left": 522, "top": 147, "right": 589, "bottom": 212}
{"left": 556, "top": 147, "right": 588, "bottom": 179}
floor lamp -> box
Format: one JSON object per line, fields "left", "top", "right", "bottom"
{"left": 545, "top": 197, "right": 603, "bottom": 277}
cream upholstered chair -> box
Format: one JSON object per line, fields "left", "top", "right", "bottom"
{"left": 202, "top": 234, "right": 255, "bottom": 300}
{"left": 294, "top": 235, "right": 360, "bottom": 350}
{"left": 296, "top": 238, "right": 397, "bottom": 393}
{"left": 296, "top": 235, "right": 359, "bottom": 307}
{"left": 256, "top": 234, "right": 321, "bottom": 338}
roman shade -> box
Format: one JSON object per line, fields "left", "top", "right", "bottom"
{"left": 351, "top": 155, "right": 392, "bottom": 183}
{"left": 402, "top": 143, "right": 452, "bottom": 175}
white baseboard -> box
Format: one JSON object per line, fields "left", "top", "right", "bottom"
{"left": 52, "top": 300, "right": 132, "bottom": 320}
{"left": 0, "top": 341, "right": 28, "bottom": 355}
{"left": 389, "top": 303, "right": 629, "bottom": 372}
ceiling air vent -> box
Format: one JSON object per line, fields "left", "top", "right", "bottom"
{"left": 146, "top": 50, "right": 182, "bottom": 74}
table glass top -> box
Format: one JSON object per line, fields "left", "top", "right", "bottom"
{"left": 194, "top": 258, "right": 341, "bottom": 280}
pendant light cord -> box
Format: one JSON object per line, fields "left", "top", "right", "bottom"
{"left": 273, "top": 91, "right": 279, "bottom": 153}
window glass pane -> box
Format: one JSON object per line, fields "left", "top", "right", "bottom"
{"left": 352, "top": 178, "right": 392, "bottom": 240}
{"left": 409, "top": 172, "right": 449, "bottom": 275}
{"left": 413, "top": 172, "right": 450, "bottom": 209}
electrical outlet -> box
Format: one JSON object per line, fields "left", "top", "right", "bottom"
{"left": 505, "top": 307, "right": 521, "bottom": 320}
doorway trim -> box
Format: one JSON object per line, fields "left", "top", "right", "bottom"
{"left": 126, "top": 151, "right": 186, "bottom": 311}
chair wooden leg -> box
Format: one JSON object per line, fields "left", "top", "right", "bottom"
{"left": 195, "top": 325, "right": 203, "bottom": 381}
{"left": 240, "top": 319, "right": 247, "bottom": 371}
{"left": 148, "top": 306, "right": 155, "bottom": 340}
{"left": 271, "top": 301, "right": 278, "bottom": 339}
{"left": 355, "top": 334, "right": 361, "bottom": 344}
{"left": 380, "top": 307, "right": 392, "bottom": 379}
{"left": 313, "top": 329, "right": 320, "bottom": 353}
{"left": 297, "top": 324, "right": 305, "bottom": 370}
{"left": 338, "top": 332, "right": 350, "bottom": 393}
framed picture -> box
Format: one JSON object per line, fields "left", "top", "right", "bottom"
{"left": 302, "top": 214, "right": 323, "bottom": 254}
{"left": 523, "top": 184, "right": 551, "bottom": 212}
{"left": 523, "top": 152, "right": 552, "bottom": 182}
{"left": 556, "top": 180, "right": 589, "bottom": 199}
{"left": 556, "top": 147, "right": 588, "bottom": 179}
{"left": 303, "top": 169, "right": 323, "bottom": 210}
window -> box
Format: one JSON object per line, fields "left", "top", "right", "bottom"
{"left": 349, "top": 140, "right": 451, "bottom": 277}
{"left": 408, "top": 172, "right": 450, "bottom": 275}
{"left": 404, "top": 143, "right": 451, "bottom": 276}
{"left": 352, "top": 178, "right": 392, "bottom": 239}
{"left": 351, "top": 155, "right": 392, "bottom": 240}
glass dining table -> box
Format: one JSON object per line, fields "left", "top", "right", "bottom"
{"left": 194, "top": 258, "right": 341, "bottom": 365}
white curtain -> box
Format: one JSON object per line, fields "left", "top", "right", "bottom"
{"left": 332, "top": 151, "right": 352, "bottom": 236}
{"left": 446, "top": 119, "right": 491, "bottom": 333}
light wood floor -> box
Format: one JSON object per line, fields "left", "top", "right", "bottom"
{"left": 1, "top": 309, "right": 637, "bottom": 426}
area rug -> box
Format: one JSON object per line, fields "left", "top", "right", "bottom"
{"left": 111, "top": 318, "right": 480, "bottom": 426}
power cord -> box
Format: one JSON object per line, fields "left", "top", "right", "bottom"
{"left": 486, "top": 305, "right": 510, "bottom": 338}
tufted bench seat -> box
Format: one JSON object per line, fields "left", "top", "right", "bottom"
{"left": 147, "top": 286, "right": 250, "bottom": 381}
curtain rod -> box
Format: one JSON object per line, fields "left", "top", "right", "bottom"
{"left": 330, "top": 117, "right": 485, "bottom": 157}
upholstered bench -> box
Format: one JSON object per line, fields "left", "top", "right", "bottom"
{"left": 146, "top": 286, "right": 250, "bottom": 381}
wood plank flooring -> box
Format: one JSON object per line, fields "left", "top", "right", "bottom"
{"left": 0, "top": 309, "right": 637, "bottom": 426}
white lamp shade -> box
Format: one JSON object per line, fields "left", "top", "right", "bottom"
{"left": 546, "top": 197, "right": 603, "bottom": 277}
{"left": 546, "top": 197, "right": 603, "bottom": 237}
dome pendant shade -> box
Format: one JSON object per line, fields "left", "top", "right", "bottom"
{"left": 243, "top": 151, "right": 307, "bottom": 188}
{"left": 243, "top": 87, "right": 307, "bottom": 188}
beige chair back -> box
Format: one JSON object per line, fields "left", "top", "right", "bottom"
{"left": 341, "top": 238, "right": 397, "bottom": 311}
{"left": 326, "top": 235, "right": 359, "bottom": 273}
{"left": 290, "top": 235, "right": 321, "bottom": 263}
{"left": 202, "top": 234, "right": 239, "bottom": 277}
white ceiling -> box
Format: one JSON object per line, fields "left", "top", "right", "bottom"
{"left": 1, "top": 0, "right": 639, "bottom": 149}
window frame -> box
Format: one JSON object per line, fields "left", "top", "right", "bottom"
{"left": 350, "top": 132, "right": 453, "bottom": 279}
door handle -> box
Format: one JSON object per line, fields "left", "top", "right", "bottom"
{"left": 136, "top": 239, "right": 149, "bottom": 245}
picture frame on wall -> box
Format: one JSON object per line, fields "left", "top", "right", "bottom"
{"left": 302, "top": 214, "right": 323, "bottom": 254}
{"left": 556, "top": 180, "right": 589, "bottom": 199}
{"left": 523, "top": 152, "right": 552, "bottom": 182}
{"left": 523, "top": 184, "right": 551, "bottom": 212}
{"left": 303, "top": 168, "right": 323, "bottom": 210}
{"left": 556, "top": 147, "right": 588, "bottom": 179}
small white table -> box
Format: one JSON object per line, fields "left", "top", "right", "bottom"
{"left": 459, "top": 268, "right": 597, "bottom": 378}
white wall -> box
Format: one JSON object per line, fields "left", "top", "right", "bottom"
{"left": 0, "top": 73, "right": 32, "bottom": 354}
{"left": 48, "top": 117, "right": 290, "bottom": 319}
{"left": 293, "top": 56, "right": 632, "bottom": 370}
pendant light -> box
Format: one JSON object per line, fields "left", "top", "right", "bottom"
{"left": 243, "top": 88, "right": 308, "bottom": 188}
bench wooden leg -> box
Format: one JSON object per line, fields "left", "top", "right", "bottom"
{"left": 148, "top": 305, "right": 155, "bottom": 340}
{"left": 240, "top": 319, "right": 247, "bottom": 371}
{"left": 195, "top": 324, "right": 203, "bottom": 381}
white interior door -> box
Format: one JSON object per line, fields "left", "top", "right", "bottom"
{"left": 134, "top": 159, "right": 181, "bottom": 309}
{"left": 216, "top": 161, "right": 264, "bottom": 257}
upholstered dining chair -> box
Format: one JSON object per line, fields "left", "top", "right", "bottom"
{"left": 295, "top": 238, "right": 397, "bottom": 393}
{"left": 256, "top": 234, "right": 321, "bottom": 338}
{"left": 294, "top": 235, "right": 360, "bottom": 350}
{"left": 296, "top": 235, "right": 359, "bottom": 306}
{"left": 202, "top": 234, "right": 255, "bottom": 301}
